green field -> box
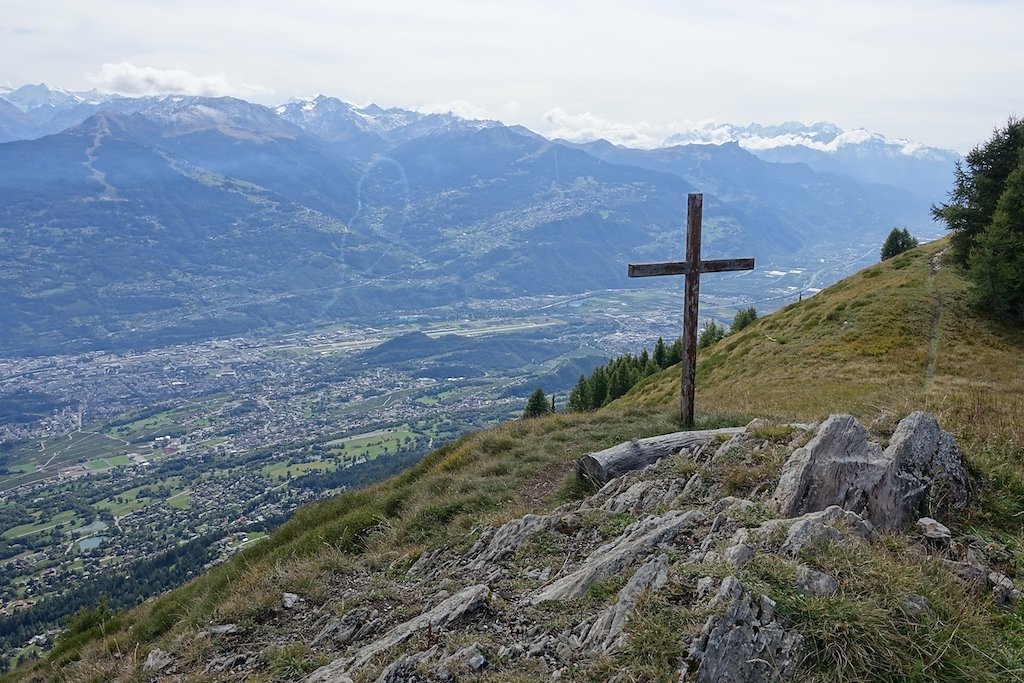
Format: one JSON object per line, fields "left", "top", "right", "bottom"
{"left": 261, "top": 460, "right": 336, "bottom": 481}
{"left": 0, "top": 430, "right": 132, "bottom": 491}
{"left": 326, "top": 427, "right": 418, "bottom": 461}
{"left": 167, "top": 492, "right": 192, "bottom": 509}
{"left": 95, "top": 478, "right": 188, "bottom": 516}
{"left": 85, "top": 455, "right": 132, "bottom": 471}
{"left": 2, "top": 510, "right": 79, "bottom": 539}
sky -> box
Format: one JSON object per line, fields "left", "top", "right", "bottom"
{"left": 2, "top": 0, "right": 1022, "bottom": 153}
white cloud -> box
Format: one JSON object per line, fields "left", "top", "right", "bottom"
{"left": 540, "top": 108, "right": 664, "bottom": 148}
{"left": 88, "top": 62, "right": 273, "bottom": 98}
{"left": 413, "top": 100, "right": 494, "bottom": 121}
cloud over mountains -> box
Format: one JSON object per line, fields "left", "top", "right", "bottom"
{"left": 89, "top": 62, "right": 273, "bottom": 99}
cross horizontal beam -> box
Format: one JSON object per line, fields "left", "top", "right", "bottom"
{"left": 627, "top": 257, "right": 755, "bottom": 278}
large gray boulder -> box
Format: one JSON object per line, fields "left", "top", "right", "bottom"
{"left": 772, "top": 412, "right": 969, "bottom": 531}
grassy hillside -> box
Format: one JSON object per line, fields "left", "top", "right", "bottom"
{"left": 9, "top": 237, "right": 1024, "bottom": 681}
{"left": 625, "top": 237, "right": 1024, "bottom": 527}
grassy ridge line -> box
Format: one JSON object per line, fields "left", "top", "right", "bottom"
{"left": 9, "top": 237, "right": 1024, "bottom": 680}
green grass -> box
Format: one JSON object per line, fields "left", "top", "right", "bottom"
{"left": 327, "top": 427, "right": 418, "bottom": 460}
{"left": 166, "top": 492, "right": 192, "bottom": 509}
{"left": 260, "top": 460, "right": 336, "bottom": 481}
{"left": 3, "top": 510, "right": 79, "bottom": 539}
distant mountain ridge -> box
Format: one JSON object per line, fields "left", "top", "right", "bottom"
{"left": 0, "top": 84, "right": 958, "bottom": 356}
{"left": 663, "top": 120, "right": 960, "bottom": 200}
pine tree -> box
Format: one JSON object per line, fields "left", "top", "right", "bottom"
{"left": 668, "top": 338, "right": 683, "bottom": 366}
{"left": 589, "top": 367, "right": 609, "bottom": 409}
{"left": 698, "top": 320, "right": 725, "bottom": 349}
{"left": 969, "top": 160, "right": 1024, "bottom": 317}
{"left": 567, "top": 374, "right": 592, "bottom": 412}
{"left": 880, "top": 227, "right": 919, "bottom": 260}
{"left": 607, "top": 362, "right": 633, "bottom": 402}
{"left": 729, "top": 307, "right": 758, "bottom": 334}
{"left": 933, "top": 117, "right": 1024, "bottom": 264}
{"left": 653, "top": 337, "right": 667, "bottom": 368}
{"left": 522, "top": 388, "right": 552, "bottom": 419}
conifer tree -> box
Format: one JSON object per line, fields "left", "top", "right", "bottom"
{"left": 729, "top": 307, "right": 758, "bottom": 334}
{"left": 698, "top": 320, "right": 725, "bottom": 349}
{"left": 653, "top": 337, "right": 667, "bottom": 368}
{"left": 668, "top": 338, "right": 683, "bottom": 366}
{"left": 590, "top": 367, "right": 609, "bottom": 409}
{"left": 969, "top": 160, "right": 1024, "bottom": 317}
{"left": 933, "top": 117, "right": 1024, "bottom": 264}
{"left": 567, "top": 374, "right": 592, "bottom": 412}
{"left": 880, "top": 227, "right": 918, "bottom": 260}
{"left": 522, "top": 388, "right": 552, "bottom": 419}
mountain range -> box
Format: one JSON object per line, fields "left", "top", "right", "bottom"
{"left": 0, "top": 85, "right": 960, "bottom": 356}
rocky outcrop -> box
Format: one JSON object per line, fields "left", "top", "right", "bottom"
{"left": 464, "top": 513, "right": 556, "bottom": 569}
{"left": 164, "top": 413, "right": 1014, "bottom": 682}
{"left": 581, "top": 553, "right": 670, "bottom": 652}
{"left": 306, "top": 585, "right": 490, "bottom": 681}
{"left": 311, "top": 606, "right": 382, "bottom": 648}
{"left": 772, "top": 412, "right": 969, "bottom": 531}
{"left": 683, "top": 577, "right": 803, "bottom": 682}
{"left": 732, "top": 505, "right": 875, "bottom": 558}
{"left": 529, "top": 510, "right": 704, "bottom": 604}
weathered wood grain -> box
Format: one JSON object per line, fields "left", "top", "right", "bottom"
{"left": 625, "top": 192, "right": 755, "bottom": 426}
{"left": 576, "top": 426, "right": 746, "bottom": 485}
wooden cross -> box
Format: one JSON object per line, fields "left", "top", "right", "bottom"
{"left": 628, "top": 193, "right": 755, "bottom": 426}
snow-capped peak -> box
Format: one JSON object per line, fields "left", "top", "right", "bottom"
{"left": 662, "top": 121, "right": 955, "bottom": 161}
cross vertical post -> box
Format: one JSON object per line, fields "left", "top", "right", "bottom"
{"left": 627, "top": 192, "right": 755, "bottom": 427}
{"left": 681, "top": 193, "right": 702, "bottom": 426}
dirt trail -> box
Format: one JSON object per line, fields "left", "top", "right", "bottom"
{"left": 924, "top": 249, "right": 947, "bottom": 388}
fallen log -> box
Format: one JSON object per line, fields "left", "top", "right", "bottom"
{"left": 577, "top": 427, "right": 746, "bottom": 486}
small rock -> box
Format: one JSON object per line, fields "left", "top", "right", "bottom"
{"left": 942, "top": 559, "right": 988, "bottom": 587}
{"left": 196, "top": 623, "right": 238, "bottom": 638}
{"left": 442, "top": 643, "right": 488, "bottom": 673}
{"left": 711, "top": 496, "right": 756, "bottom": 516}
{"left": 695, "top": 576, "right": 716, "bottom": 601}
{"left": 775, "top": 506, "right": 874, "bottom": 557}
{"left": 794, "top": 565, "right": 839, "bottom": 597}
{"left": 916, "top": 517, "right": 952, "bottom": 544}
{"left": 204, "top": 653, "right": 246, "bottom": 673}
{"left": 723, "top": 543, "right": 755, "bottom": 569}
{"left": 283, "top": 592, "right": 300, "bottom": 609}
{"left": 989, "top": 572, "right": 1023, "bottom": 607}
{"left": 143, "top": 647, "right": 173, "bottom": 672}
{"left": 375, "top": 645, "right": 437, "bottom": 683}
{"left": 904, "top": 594, "right": 934, "bottom": 616}
{"left": 529, "top": 636, "right": 546, "bottom": 657}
